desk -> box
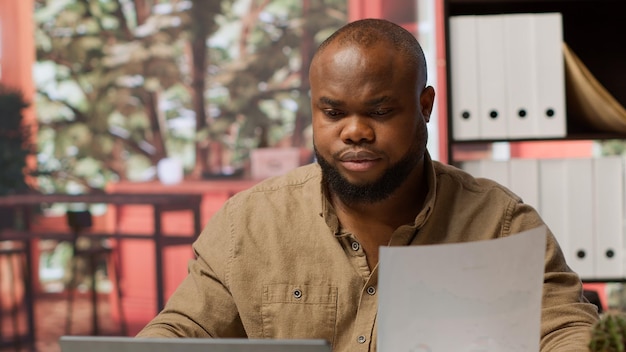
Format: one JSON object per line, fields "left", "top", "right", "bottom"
{"left": 0, "top": 193, "right": 203, "bottom": 329}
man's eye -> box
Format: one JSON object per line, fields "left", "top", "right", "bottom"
{"left": 323, "top": 110, "right": 344, "bottom": 118}
{"left": 371, "top": 109, "right": 391, "bottom": 117}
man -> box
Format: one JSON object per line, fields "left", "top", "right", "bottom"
{"left": 137, "top": 18, "right": 598, "bottom": 351}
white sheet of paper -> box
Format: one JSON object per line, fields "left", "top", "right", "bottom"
{"left": 377, "top": 225, "right": 547, "bottom": 352}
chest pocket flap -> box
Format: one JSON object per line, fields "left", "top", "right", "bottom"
{"left": 262, "top": 284, "right": 338, "bottom": 343}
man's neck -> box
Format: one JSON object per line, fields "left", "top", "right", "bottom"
{"left": 331, "top": 161, "right": 427, "bottom": 270}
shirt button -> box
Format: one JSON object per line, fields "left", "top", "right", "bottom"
{"left": 293, "top": 289, "right": 302, "bottom": 299}
{"left": 366, "top": 286, "right": 376, "bottom": 295}
{"left": 357, "top": 335, "right": 366, "bottom": 344}
{"left": 351, "top": 241, "right": 360, "bottom": 251}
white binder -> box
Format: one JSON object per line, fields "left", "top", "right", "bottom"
{"left": 533, "top": 13, "right": 567, "bottom": 138}
{"left": 449, "top": 16, "right": 480, "bottom": 141}
{"left": 460, "top": 159, "right": 482, "bottom": 178}
{"left": 593, "top": 156, "right": 624, "bottom": 278}
{"left": 480, "top": 159, "right": 510, "bottom": 187}
{"left": 476, "top": 15, "right": 508, "bottom": 139}
{"left": 508, "top": 158, "right": 540, "bottom": 211}
{"left": 564, "top": 158, "right": 594, "bottom": 278}
{"left": 460, "top": 159, "right": 509, "bottom": 188}
{"left": 504, "top": 14, "right": 537, "bottom": 139}
{"left": 538, "top": 159, "right": 569, "bottom": 256}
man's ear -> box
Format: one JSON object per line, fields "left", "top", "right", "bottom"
{"left": 420, "top": 86, "right": 436, "bottom": 122}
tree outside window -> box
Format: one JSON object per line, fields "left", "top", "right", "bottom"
{"left": 33, "top": 0, "right": 346, "bottom": 193}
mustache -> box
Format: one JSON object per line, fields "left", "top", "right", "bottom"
{"left": 335, "top": 148, "right": 384, "bottom": 161}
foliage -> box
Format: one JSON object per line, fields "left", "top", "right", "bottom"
{"left": 598, "top": 140, "right": 626, "bottom": 157}
{"left": 34, "top": 0, "right": 194, "bottom": 191}
{"left": 589, "top": 313, "right": 626, "bottom": 352}
{"left": 33, "top": 0, "right": 346, "bottom": 189}
{"left": 0, "top": 86, "right": 34, "bottom": 196}
{"left": 202, "top": 0, "right": 346, "bottom": 175}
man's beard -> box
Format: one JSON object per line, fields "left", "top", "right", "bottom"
{"left": 315, "top": 145, "right": 422, "bottom": 205}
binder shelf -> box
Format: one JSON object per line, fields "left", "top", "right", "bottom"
{"left": 444, "top": 0, "right": 626, "bottom": 283}
{"left": 445, "top": 0, "right": 626, "bottom": 164}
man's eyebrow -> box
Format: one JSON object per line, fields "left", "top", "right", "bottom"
{"left": 317, "top": 96, "right": 394, "bottom": 107}
{"left": 364, "top": 96, "right": 392, "bottom": 106}
{"left": 318, "top": 96, "right": 344, "bottom": 107}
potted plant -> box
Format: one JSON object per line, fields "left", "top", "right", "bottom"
{"left": 589, "top": 313, "right": 626, "bottom": 351}
{"left": 0, "top": 85, "right": 33, "bottom": 225}
{"left": 0, "top": 85, "right": 33, "bottom": 312}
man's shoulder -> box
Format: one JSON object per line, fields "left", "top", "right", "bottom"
{"left": 218, "top": 163, "right": 322, "bottom": 222}
{"left": 432, "top": 160, "right": 521, "bottom": 201}
{"left": 234, "top": 163, "right": 321, "bottom": 199}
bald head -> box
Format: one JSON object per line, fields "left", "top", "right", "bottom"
{"left": 312, "top": 18, "right": 428, "bottom": 88}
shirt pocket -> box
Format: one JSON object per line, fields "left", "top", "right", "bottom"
{"left": 261, "top": 284, "right": 337, "bottom": 344}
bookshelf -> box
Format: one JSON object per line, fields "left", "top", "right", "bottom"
{"left": 443, "top": 0, "right": 626, "bottom": 284}
{"left": 444, "top": 0, "right": 626, "bottom": 165}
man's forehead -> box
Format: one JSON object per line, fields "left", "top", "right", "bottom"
{"left": 313, "top": 42, "right": 398, "bottom": 75}
{"left": 318, "top": 39, "right": 393, "bottom": 58}
{"left": 314, "top": 42, "right": 359, "bottom": 65}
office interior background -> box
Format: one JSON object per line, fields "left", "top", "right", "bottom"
{"left": 1, "top": 0, "right": 626, "bottom": 350}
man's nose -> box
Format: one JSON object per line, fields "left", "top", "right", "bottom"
{"left": 339, "top": 115, "right": 375, "bottom": 144}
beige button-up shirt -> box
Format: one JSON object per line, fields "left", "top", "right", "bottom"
{"left": 137, "top": 154, "right": 598, "bottom": 351}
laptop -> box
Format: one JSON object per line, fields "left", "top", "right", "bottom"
{"left": 59, "top": 336, "right": 332, "bottom": 352}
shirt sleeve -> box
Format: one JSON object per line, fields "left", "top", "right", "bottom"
{"left": 509, "top": 201, "right": 598, "bottom": 351}
{"left": 136, "top": 200, "right": 247, "bottom": 338}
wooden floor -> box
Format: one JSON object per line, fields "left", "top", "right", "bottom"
{"left": 0, "top": 294, "right": 141, "bottom": 352}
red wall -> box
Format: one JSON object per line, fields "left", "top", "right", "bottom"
{"left": 26, "top": 180, "right": 257, "bottom": 335}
